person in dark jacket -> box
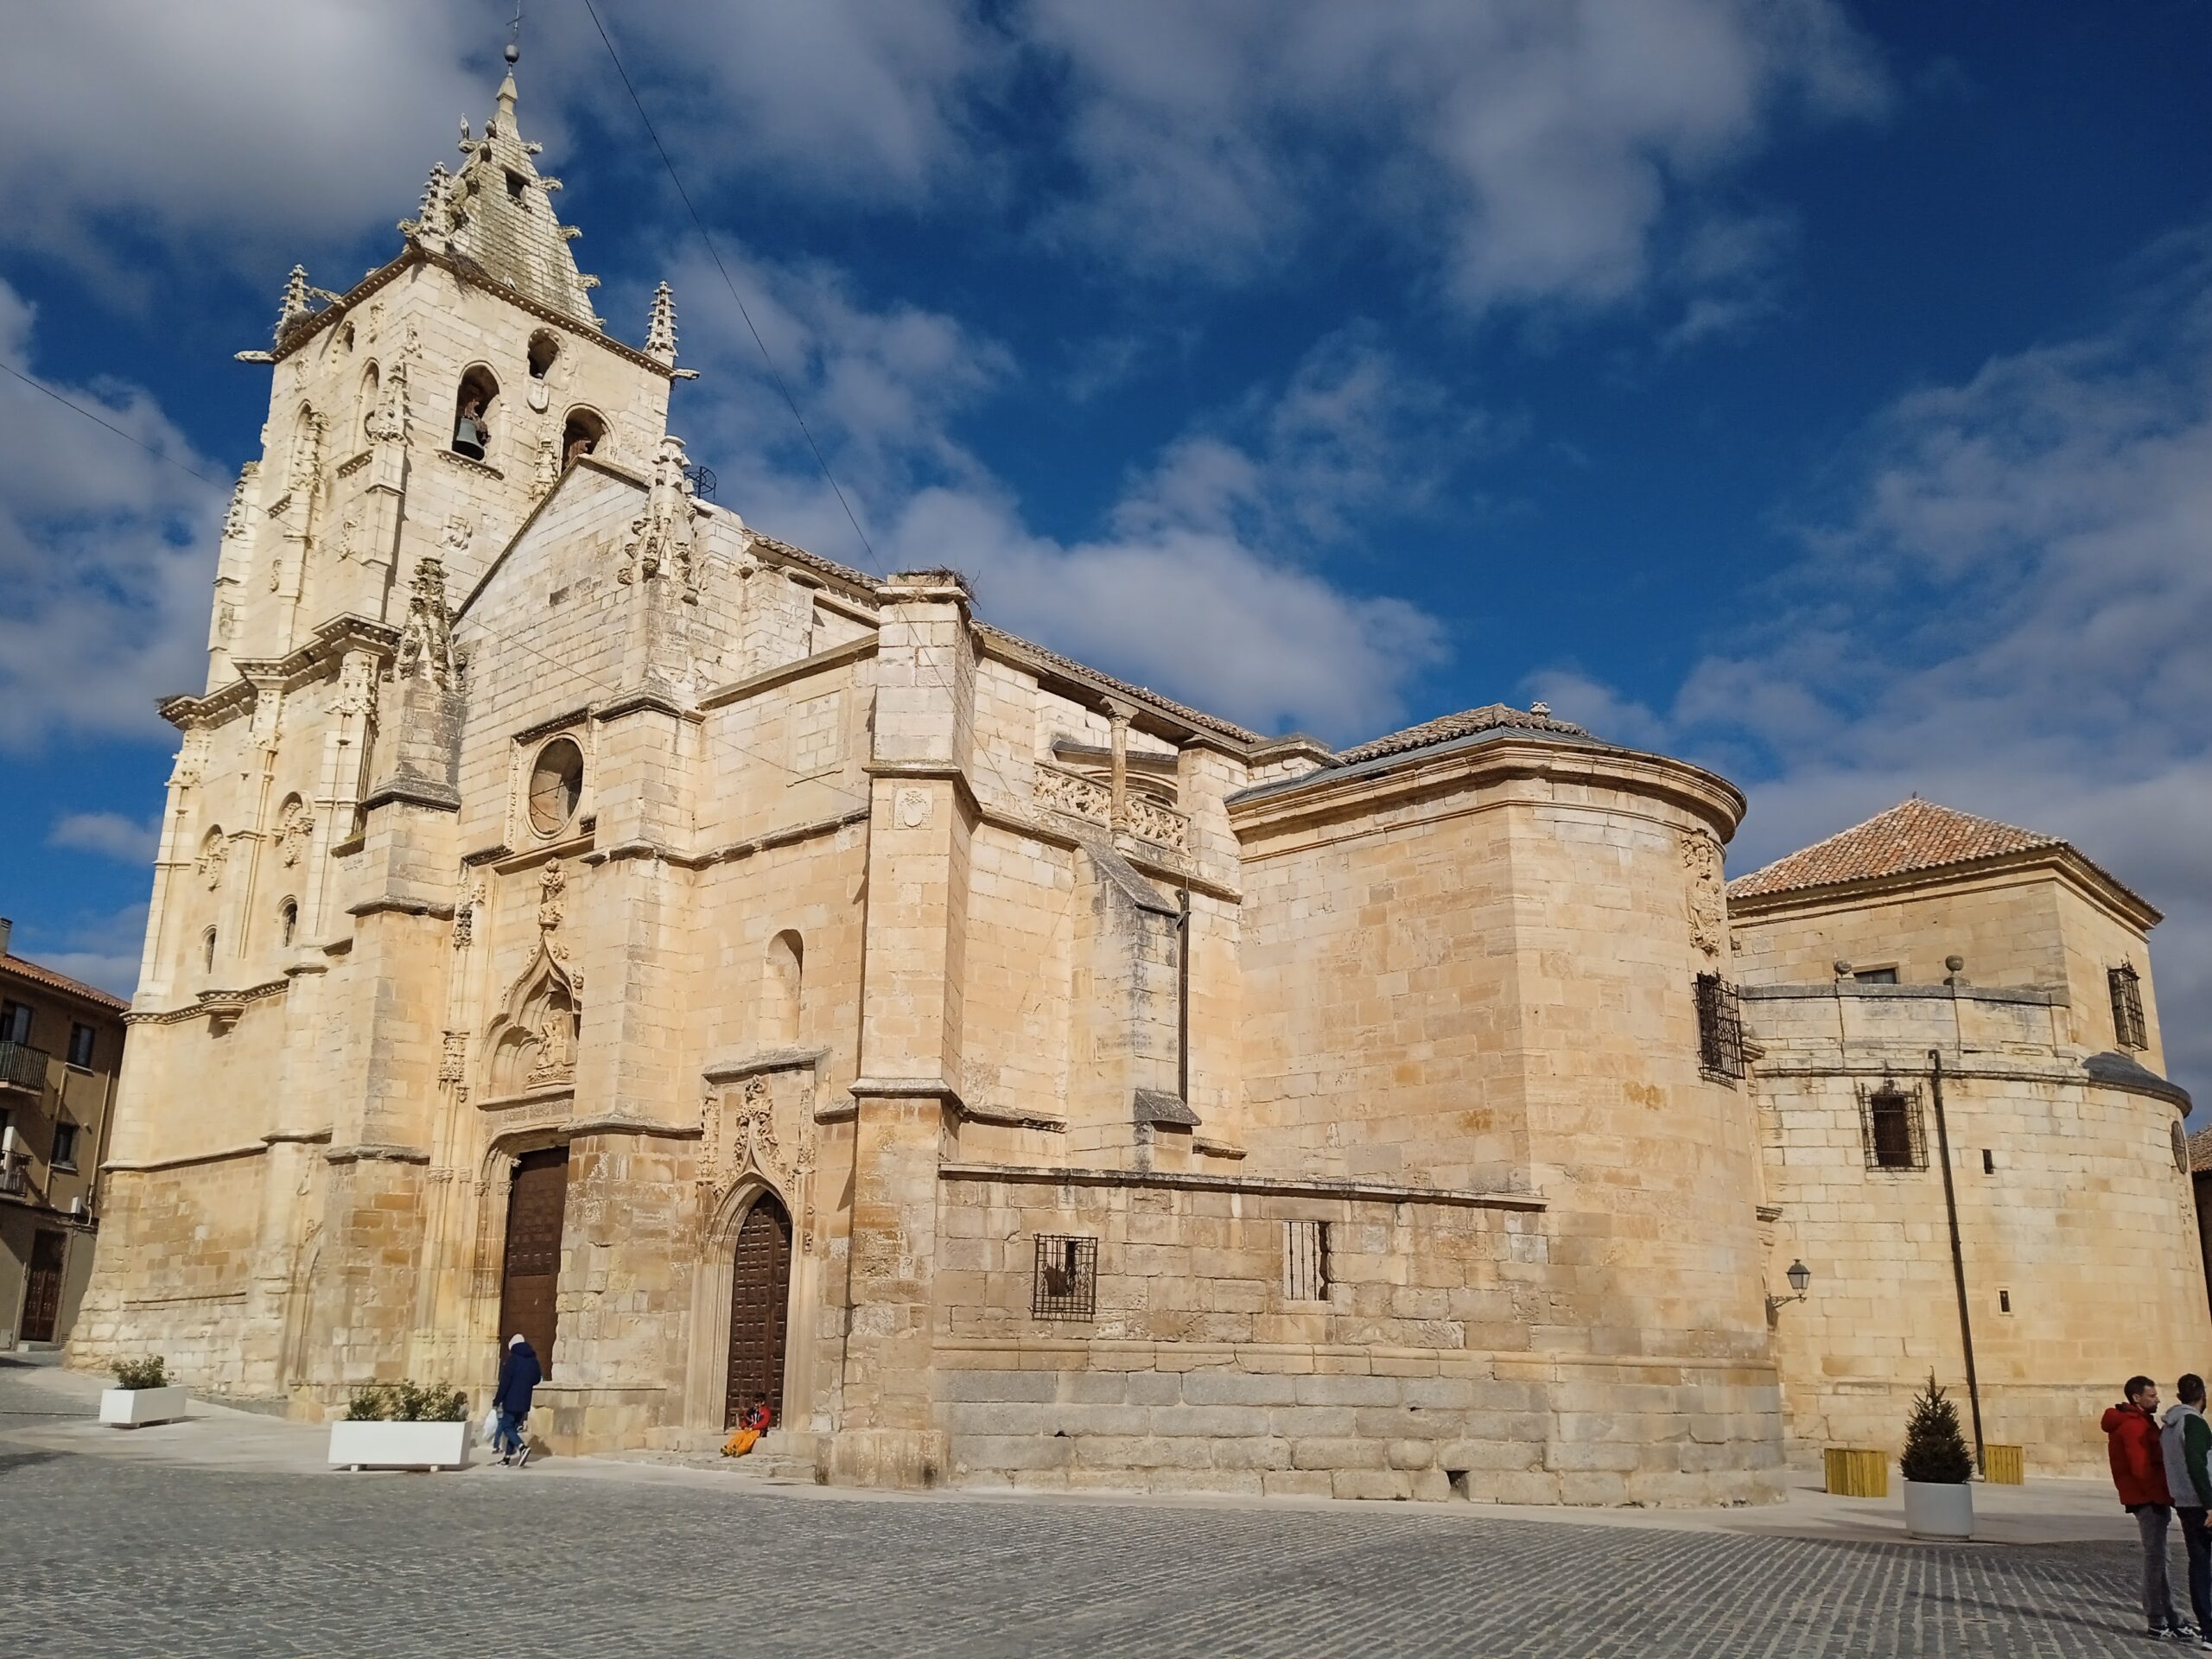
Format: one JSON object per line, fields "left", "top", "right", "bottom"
{"left": 493, "top": 1333, "right": 542, "bottom": 1468}
{"left": 2106, "top": 1375, "right": 2190, "bottom": 1639}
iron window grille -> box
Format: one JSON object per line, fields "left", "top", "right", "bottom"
{"left": 1694, "top": 972, "right": 1745, "bottom": 1079}
{"left": 1031, "top": 1235, "right": 1098, "bottom": 1321}
{"left": 1283, "top": 1219, "right": 1330, "bottom": 1302}
{"left": 1859, "top": 1083, "right": 1928, "bottom": 1171}
{"left": 2110, "top": 962, "right": 2147, "bottom": 1051}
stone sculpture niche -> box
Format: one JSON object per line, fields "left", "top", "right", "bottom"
{"left": 485, "top": 944, "right": 582, "bottom": 1099}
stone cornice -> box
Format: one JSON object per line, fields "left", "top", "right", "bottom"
{"left": 938, "top": 1161, "right": 1548, "bottom": 1211}
{"left": 346, "top": 897, "right": 458, "bottom": 921}
{"left": 162, "top": 614, "right": 400, "bottom": 731}
{"left": 562, "top": 1114, "right": 703, "bottom": 1141}
{"left": 124, "top": 979, "right": 289, "bottom": 1027}
{"left": 360, "top": 777, "right": 462, "bottom": 814}
{"left": 1228, "top": 734, "right": 1746, "bottom": 846}
{"left": 702, "top": 1046, "right": 827, "bottom": 1084}
{"left": 323, "top": 1142, "right": 432, "bottom": 1165}
{"left": 268, "top": 245, "right": 675, "bottom": 380}
{"left": 698, "top": 635, "right": 877, "bottom": 712}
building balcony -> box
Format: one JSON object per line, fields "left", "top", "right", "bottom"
{"left": 0, "top": 1039, "right": 49, "bottom": 1093}
{"left": 0, "top": 1160, "right": 22, "bottom": 1197}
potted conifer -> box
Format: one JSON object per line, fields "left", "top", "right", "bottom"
{"left": 99, "top": 1356, "right": 191, "bottom": 1428}
{"left": 327, "top": 1379, "right": 473, "bottom": 1471}
{"left": 1899, "top": 1372, "right": 1975, "bottom": 1539}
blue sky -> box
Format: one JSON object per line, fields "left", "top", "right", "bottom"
{"left": 1, "top": 1, "right": 2207, "bottom": 1096}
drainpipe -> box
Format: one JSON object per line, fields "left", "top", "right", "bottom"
{"left": 1176, "top": 887, "right": 1191, "bottom": 1104}
{"left": 1929, "top": 1046, "right": 1986, "bottom": 1472}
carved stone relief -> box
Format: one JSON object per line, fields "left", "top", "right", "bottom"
{"left": 1683, "top": 830, "right": 1725, "bottom": 959}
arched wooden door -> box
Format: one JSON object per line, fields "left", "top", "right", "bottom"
{"left": 724, "top": 1192, "right": 792, "bottom": 1428}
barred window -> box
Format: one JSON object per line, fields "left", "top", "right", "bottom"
{"left": 1283, "top": 1220, "right": 1329, "bottom": 1302}
{"left": 1031, "top": 1236, "right": 1097, "bottom": 1321}
{"left": 1694, "top": 972, "right": 1745, "bottom": 1079}
{"left": 2110, "top": 963, "right": 2147, "bottom": 1050}
{"left": 1859, "top": 1083, "right": 1928, "bottom": 1171}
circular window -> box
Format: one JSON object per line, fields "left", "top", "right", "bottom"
{"left": 2174, "top": 1118, "right": 2190, "bottom": 1176}
{"left": 527, "top": 738, "right": 583, "bottom": 836}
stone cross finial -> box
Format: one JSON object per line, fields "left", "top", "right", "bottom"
{"left": 396, "top": 556, "right": 455, "bottom": 689}
{"left": 645, "top": 282, "right": 678, "bottom": 363}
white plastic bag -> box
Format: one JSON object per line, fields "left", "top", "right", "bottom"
{"left": 479, "top": 1403, "right": 500, "bottom": 1446}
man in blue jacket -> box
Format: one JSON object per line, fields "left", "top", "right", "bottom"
{"left": 2163, "top": 1373, "right": 2212, "bottom": 1647}
{"left": 493, "top": 1333, "right": 542, "bottom": 1468}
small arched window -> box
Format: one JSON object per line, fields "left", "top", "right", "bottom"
{"left": 762, "top": 931, "right": 804, "bottom": 1047}
{"left": 279, "top": 899, "right": 298, "bottom": 950}
{"left": 358, "top": 363, "right": 380, "bottom": 437}
{"left": 452, "top": 365, "right": 499, "bottom": 461}
{"left": 560, "top": 408, "right": 607, "bottom": 468}
{"left": 527, "top": 737, "right": 584, "bottom": 836}
{"left": 201, "top": 928, "right": 219, "bottom": 974}
{"left": 527, "top": 332, "right": 560, "bottom": 380}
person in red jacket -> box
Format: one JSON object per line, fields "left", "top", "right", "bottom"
{"left": 2107, "top": 1374, "right": 2190, "bottom": 1640}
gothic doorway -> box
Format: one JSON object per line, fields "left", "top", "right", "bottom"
{"left": 723, "top": 1192, "right": 791, "bottom": 1427}
{"left": 19, "top": 1230, "right": 65, "bottom": 1343}
{"left": 498, "top": 1147, "right": 569, "bottom": 1374}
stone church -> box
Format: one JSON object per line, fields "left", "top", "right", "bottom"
{"left": 72, "top": 70, "right": 2207, "bottom": 1503}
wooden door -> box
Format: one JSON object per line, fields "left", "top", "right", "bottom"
{"left": 497, "top": 1147, "right": 569, "bottom": 1375}
{"left": 20, "top": 1230, "right": 66, "bottom": 1343}
{"left": 724, "top": 1193, "right": 792, "bottom": 1427}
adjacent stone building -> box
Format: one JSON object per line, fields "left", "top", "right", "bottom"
{"left": 3, "top": 918, "right": 130, "bottom": 1350}
{"left": 70, "top": 72, "right": 2206, "bottom": 1500}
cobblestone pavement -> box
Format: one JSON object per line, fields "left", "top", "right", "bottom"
{"left": 0, "top": 1365, "right": 2158, "bottom": 1656}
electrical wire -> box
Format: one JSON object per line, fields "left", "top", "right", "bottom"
{"left": 578, "top": 0, "right": 881, "bottom": 576}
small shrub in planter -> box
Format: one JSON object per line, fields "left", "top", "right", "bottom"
{"left": 1899, "top": 1372, "right": 1975, "bottom": 1539}
{"left": 99, "top": 1355, "right": 189, "bottom": 1428}
{"left": 343, "top": 1380, "right": 467, "bottom": 1422}
{"left": 330, "top": 1379, "right": 472, "bottom": 1470}
{"left": 113, "top": 1356, "right": 168, "bottom": 1391}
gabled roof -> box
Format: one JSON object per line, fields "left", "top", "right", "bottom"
{"left": 1, "top": 953, "right": 130, "bottom": 1015}
{"left": 2189, "top": 1124, "right": 2212, "bottom": 1174}
{"left": 1727, "top": 797, "right": 2154, "bottom": 919}
{"left": 426, "top": 71, "right": 601, "bottom": 327}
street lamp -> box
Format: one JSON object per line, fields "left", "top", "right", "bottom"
{"left": 1768, "top": 1259, "right": 1812, "bottom": 1315}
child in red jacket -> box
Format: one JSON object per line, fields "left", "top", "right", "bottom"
{"left": 2107, "top": 1375, "right": 2190, "bottom": 1640}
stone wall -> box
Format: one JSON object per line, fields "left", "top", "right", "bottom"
{"left": 931, "top": 1171, "right": 1785, "bottom": 1504}
{"left": 1749, "top": 982, "right": 2208, "bottom": 1475}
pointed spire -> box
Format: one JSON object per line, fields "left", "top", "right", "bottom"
{"left": 274, "top": 265, "right": 311, "bottom": 340}
{"left": 645, "top": 283, "right": 678, "bottom": 364}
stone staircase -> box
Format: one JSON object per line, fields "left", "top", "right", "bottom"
{"left": 596, "top": 1429, "right": 816, "bottom": 1484}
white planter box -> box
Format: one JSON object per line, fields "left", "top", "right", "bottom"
{"left": 328, "top": 1418, "right": 474, "bottom": 1471}
{"left": 1903, "top": 1478, "right": 1974, "bottom": 1539}
{"left": 99, "top": 1385, "right": 191, "bottom": 1427}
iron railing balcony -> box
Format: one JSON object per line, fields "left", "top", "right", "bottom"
{"left": 0, "top": 1160, "right": 22, "bottom": 1197}
{"left": 0, "top": 1039, "right": 51, "bottom": 1093}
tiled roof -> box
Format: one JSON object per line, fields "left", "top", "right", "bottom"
{"left": 1730, "top": 798, "right": 2073, "bottom": 901}
{"left": 0, "top": 953, "right": 130, "bottom": 1014}
{"left": 975, "top": 624, "right": 1265, "bottom": 745}
{"left": 2190, "top": 1124, "right": 2212, "bottom": 1175}
{"left": 1331, "top": 703, "right": 1590, "bottom": 768}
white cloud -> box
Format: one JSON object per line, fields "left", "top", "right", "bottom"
{"left": 1529, "top": 232, "right": 2212, "bottom": 1098}
{"left": 48, "top": 811, "right": 161, "bottom": 865}
{"left": 12, "top": 904, "right": 147, "bottom": 1001}
{"left": 0, "top": 1, "right": 484, "bottom": 283}
{"left": 1024, "top": 0, "right": 1885, "bottom": 310}
{"left": 0, "top": 281, "right": 226, "bottom": 749}
{"left": 660, "top": 252, "right": 1459, "bottom": 736}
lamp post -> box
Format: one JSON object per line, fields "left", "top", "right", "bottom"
{"left": 1767, "top": 1259, "right": 1811, "bottom": 1315}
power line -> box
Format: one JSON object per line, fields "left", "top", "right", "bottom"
{"left": 0, "top": 360, "right": 227, "bottom": 492}
{"left": 578, "top": 0, "right": 882, "bottom": 576}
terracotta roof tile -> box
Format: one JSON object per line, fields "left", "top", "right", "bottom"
{"left": 0, "top": 953, "right": 130, "bottom": 1014}
{"left": 1331, "top": 703, "right": 1590, "bottom": 768}
{"left": 2190, "top": 1125, "right": 2212, "bottom": 1175}
{"left": 1728, "top": 798, "right": 2065, "bottom": 901}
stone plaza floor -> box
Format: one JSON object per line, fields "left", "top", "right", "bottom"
{"left": 0, "top": 1355, "right": 2168, "bottom": 1656}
